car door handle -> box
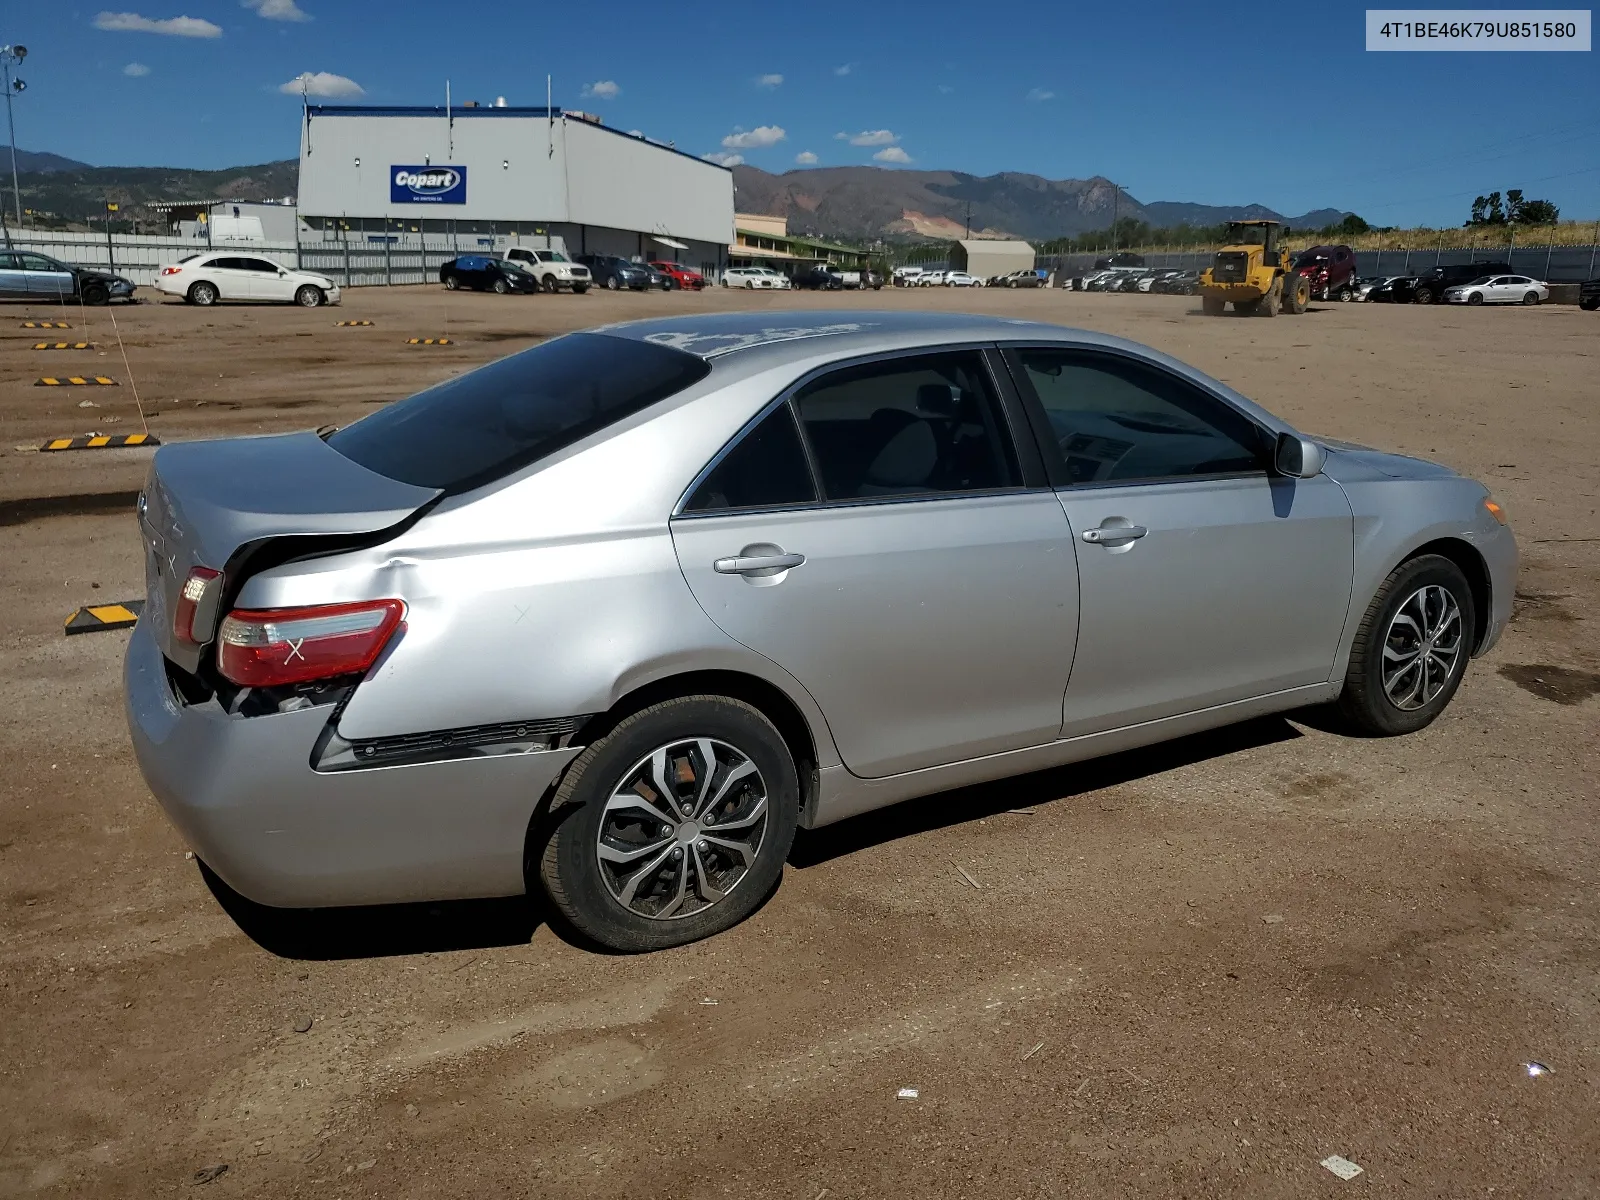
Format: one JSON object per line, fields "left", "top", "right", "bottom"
{"left": 1081, "top": 524, "right": 1147, "bottom": 544}
{"left": 714, "top": 552, "right": 806, "bottom": 575}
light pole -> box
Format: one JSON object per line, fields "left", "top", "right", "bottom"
{"left": 1, "top": 45, "right": 27, "bottom": 230}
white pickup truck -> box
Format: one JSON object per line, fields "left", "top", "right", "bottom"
{"left": 501, "top": 246, "right": 592, "bottom": 293}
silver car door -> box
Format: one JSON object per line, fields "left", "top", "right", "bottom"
{"left": 18, "top": 252, "right": 75, "bottom": 299}
{"left": 671, "top": 349, "right": 1079, "bottom": 779}
{"left": 1006, "top": 346, "right": 1354, "bottom": 737}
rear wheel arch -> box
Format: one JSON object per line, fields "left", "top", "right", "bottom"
{"left": 1398, "top": 537, "right": 1493, "bottom": 654}
{"left": 575, "top": 670, "right": 822, "bottom": 823}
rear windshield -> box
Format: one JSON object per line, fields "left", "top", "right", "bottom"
{"left": 328, "top": 333, "right": 711, "bottom": 491}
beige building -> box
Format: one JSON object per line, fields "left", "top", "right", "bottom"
{"left": 950, "top": 239, "right": 1035, "bottom": 279}
{"left": 731, "top": 212, "right": 874, "bottom": 273}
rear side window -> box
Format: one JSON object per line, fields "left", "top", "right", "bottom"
{"left": 684, "top": 404, "right": 816, "bottom": 512}
{"left": 328, "top": 333, "right": 711, "bottom": 492}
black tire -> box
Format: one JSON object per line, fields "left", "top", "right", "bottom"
{"left": 295, "top": 285, "right": 323, "bottom": 307}
{"left": 188, "top": 280, "right": 218, "bottom": 307}
{"left": 538, "top": 696, "right": 799, "bottom": 952}
{"left": 606, "top": 276, "right": 620, "bottom": 290}
{"left": 1283, "top": 273, "right": 1310, "bottom": 315}
{"left": 1336, "top": 554, "right": 1476, "bottom": 736}
{"left": 1235, "top": 298, "right": 1260, "bottom": 316}
{"left": 492, "top": 278, "right": 510, "bottom": 295}
{"left": 443, "top": 275, "right": 460, "bottom": 291}
{"left": 1415, "top": 287, "right": 1435, "bottom": 304}
{"left": 1522, "top": 291, "right": 1540, "bottom": 306}
{"left": 1466, "top": 292, "right": 1483, "bottom": 306}
{"left": 542, "top": 275, "right": 558, "bottom": 294}
{"left": 81, "top": 282, "right": 110, "bottom": 306}
{"left": 1337, "top": 284, "right": 1354, "bottom": 302}
{"left": 1578, "top": 295, "right": 1599, "bottom": 311}
{"left": 573, "top": 283, "right": 589, "bottom": 295}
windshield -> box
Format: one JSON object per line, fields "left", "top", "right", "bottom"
{"left": 536, "top": 250, "right": 570, "bottom": 263}
{"left": 1226, "top": 224, "right": 1268, "bottom": 246}
{"left": 1465, "top": 276, "right": 1493, "bottom": 286}
{"left": 328, "top": 333, "right": 711, "bottom": 492}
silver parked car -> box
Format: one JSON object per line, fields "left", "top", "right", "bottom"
{"left": 126, "top": 312, "right": 1516, "bottom": 952}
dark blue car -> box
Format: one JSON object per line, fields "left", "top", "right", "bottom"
{"left": 575, "top": 254, "right": 651, "bottom": 291}
{"left": 440, "top": 255, "right": 540, "bottom": 294}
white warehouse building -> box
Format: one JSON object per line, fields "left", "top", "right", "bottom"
{"left": 296, "top": 105, "right": 734, "bottom": 275}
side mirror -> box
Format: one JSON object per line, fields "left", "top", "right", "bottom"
{"left": 1274, "top": 431, "right": 1326, "bottom": 479}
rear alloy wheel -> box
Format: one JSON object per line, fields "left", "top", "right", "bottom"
{"left": 1337, "top": 284, "right": 1354, "bottom": 301}
{"left": 444, "top": 275, "right": 460, "bottom": 291}
{"left": 1467, "top": 292, "right": 1483, "bottom": 306}
{"left": 1522, "top": 291, "right": 1540, "bottom": 306}
{"left": 492, "top": 278, "right": 510, "bottom": 294}
{"left": 188, "top": 281, "right": 218, "bottom": 307}
{"left": 606, "top": 276, "right": 620, "bottom": 290}
{"left": 1337, "top": 554, "right": 1475, "bottom": 735}
{"left": 295, "top": 285, "right": 323, "bottom": 307}
{"left": 538, "top": 696, "right": 799, "bottom": 952}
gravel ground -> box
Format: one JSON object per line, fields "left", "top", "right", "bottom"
{"left": 1, "top": 285, "right": 1596, "bottom": 1198}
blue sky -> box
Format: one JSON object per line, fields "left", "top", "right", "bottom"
{"left": 10, "top": 0, "right": 1600, "bottom": 224}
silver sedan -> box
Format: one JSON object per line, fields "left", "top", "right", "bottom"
{"left": 125, "top": 312, "right": 1516, "bottom": 952}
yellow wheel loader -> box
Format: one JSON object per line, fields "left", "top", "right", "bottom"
{"left": 1197, "top": 220, "right": 1310, "bottom": 317}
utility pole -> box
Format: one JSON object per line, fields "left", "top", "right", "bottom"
{"left": 1110, "top": 181, "right": 1120, "bottom": 249}
{"left": 964, "top": 200, "right": 972, "bottom": 240}
{"left": 2, "top": 44, "right": 27, "bottom": 230}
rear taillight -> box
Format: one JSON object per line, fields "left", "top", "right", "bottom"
{"left": 216, "top": 600, "right": 404, "bottom": 688}
{"left": 173, "top": 566, "right": 223, "bottom": 646}
{"left": 161, "top": 266, "right": 182, "bottom": 276}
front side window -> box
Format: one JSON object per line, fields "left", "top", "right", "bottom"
{"left": 1014, "top": 350, "right": 1266, "bottom": 485}
{"left": 18, "top": 253, "right": 63, "bottom": 271}
{"left": 791, "top": 352, "right": 1019, "bottom": 500}
{"left": 685, "top": 403, "right": 816, "bottom": 512}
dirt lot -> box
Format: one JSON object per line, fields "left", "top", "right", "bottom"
{"left": 2, "top": 285, "right": 1597, "bottom": 1198}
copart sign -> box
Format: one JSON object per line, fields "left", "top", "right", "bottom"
{"left": 390, "top": 165, "right": 467, "bottom": 204}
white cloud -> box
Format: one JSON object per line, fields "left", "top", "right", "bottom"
{"left": 703, "top": 151, "right": 744, "bottom": 167}
{"left": 279, "top": 71, "right": 364, "bottom": 97}
{"left": 795, "top": 150, "right": 818, "bottom": 165}
{"left": 1026, "top": 87, "right": 1055, "bottom": 101}
{"left": 755, "top": 73, "right": 783, "bottom": 88}
{"left": 873, "top": 146, "right": 912, "bottom": 164}
{"left": 93, "top": 12, "right": 223, "bottom": 37}
{"left": 833, "top": 63, "right": 854, "bottom": 75}
{"left": 836, "top": 129, "right": 897, "bottom": 147}
{"left": 721, "top": 124, "right": 785, "bottom": 150}
{"left": 242, "top": 0, "right": 309, "bottom": 20}
{"left": 581, "top": 80, "right": 620, "bottom": 100}
{"left": 937, "top": 84, "right": 954, "bottom": 94}
{"left": 123, "top": 61, "right": 151, "bottom": 76}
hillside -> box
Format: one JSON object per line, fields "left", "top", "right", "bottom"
{"left": 732, "top": 164, "right": 1349, "bottom": 243}
{"left": 3, "top": 158, "right": 297, "bottom": 228}
{"left": 2, "top": 147, "right": 93, "bottom": 173}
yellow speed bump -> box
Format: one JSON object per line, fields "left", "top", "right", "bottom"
{"left": 405, "top": 337, "right": 452, "bottom": 345}
{"left": 335, "top": 320, "right": 374, "bottom": 326}
{"left": 35, "top": 376, "right": 119, "bottom": 387}
{"left": 40, "top": 433, "right": 160, "bottom": 452}
{"left": 22, "top": 321, "right": 72, "bottom": 329}
{"left": 65, "top": 599, "right": 144, "bottom": 636}
{"left": 33, "top": 342, "right": 95, "bottom": 350}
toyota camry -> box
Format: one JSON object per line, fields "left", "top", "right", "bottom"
{"left": 125, "top": 312, "right": 1516, "bottom": 952}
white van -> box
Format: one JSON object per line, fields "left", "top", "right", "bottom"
{"left": 208, "top": 215, "right": 266, "bottom": 242}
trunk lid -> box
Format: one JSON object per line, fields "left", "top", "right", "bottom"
{"left": 138, "top": 431, "right": 439, "bottom": 672}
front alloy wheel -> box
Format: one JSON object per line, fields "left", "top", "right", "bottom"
{"left": 1337, "top": 554, "right": 1475, "bottom": 735}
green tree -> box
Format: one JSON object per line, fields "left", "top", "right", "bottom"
{"left": 1514, "top": 198, "right": 1560, "bottom": 224}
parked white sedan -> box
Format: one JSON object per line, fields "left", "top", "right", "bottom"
{"left": 722, "top": 267, "right": 773, "bottom": 289}
{"left": 156, "top": 253, "right": 341, "bottom": 307}
{"left": 1443, "top": 274, "right": 1548, "bottom": 306}
{"left": 945, "top": 272, "right": 981, "bottom": 287}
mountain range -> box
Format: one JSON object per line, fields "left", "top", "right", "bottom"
{"left": 3, "top": 146, "right": 1348, "bottom": 243}
{"left": 731, "top": 164, "right": 1349, "bottom": 242}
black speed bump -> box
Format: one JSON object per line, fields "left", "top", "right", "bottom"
{"left": 40, "top": 433, "right": 160, "bottom": 452}
{"left": 35, "top": 376, "right": 119, "bottom": 387}
{"left": 65, "top": 599, "right": 143, "bottom": 636}
{"left": 22, "top": 321, "right": 72, "bottom": 329}
{"left": 405, "top": 337, "right": 452, "bottom": 345}
{"left": 34, "top": 342, "right": 95, "bottom": 350}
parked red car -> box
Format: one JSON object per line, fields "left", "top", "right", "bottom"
{"left": 1292, "top": 244, "right": 1359, "bottom": 301}
{"left": 648, "top": 261, "right": 706, "bottom": 291}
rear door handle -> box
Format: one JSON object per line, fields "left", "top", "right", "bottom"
{"left": 714, "top": 552, "right": 806, "bottom": 575}
{"left": 1081, "top": 524, "right": 1147, "bottom": 544}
